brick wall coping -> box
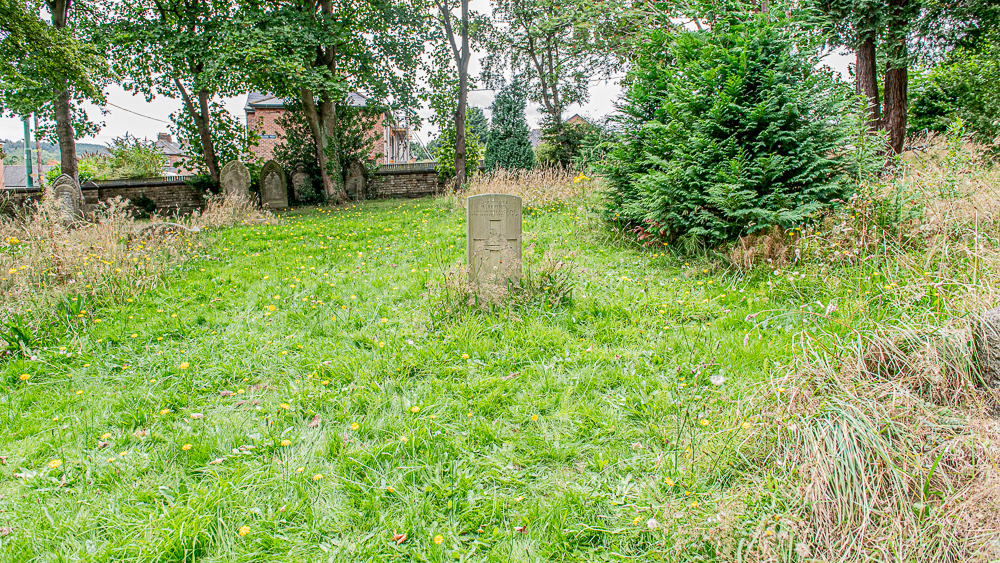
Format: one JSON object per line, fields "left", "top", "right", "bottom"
{"left": 374, "top": 162, "right": 439, "bottom": 174}
{"left": 85, "top": 176, "right": 190, "bottom": 188}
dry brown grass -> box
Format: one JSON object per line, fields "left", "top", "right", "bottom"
{"left": 459, "top": 166, "right": 598, "bottom": 207}
{"left": 737, "top": 140, "right": 1000, "bottom": 561}
{"left": 0, "top": 193, "right": 273, "bottom": 315}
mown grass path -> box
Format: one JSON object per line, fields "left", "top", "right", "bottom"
{"left": 1, "top": 199, "right": 847, "bottom": 561}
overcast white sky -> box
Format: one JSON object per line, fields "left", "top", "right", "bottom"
{"left": 0, "top": 1, "right": 854, "bottom": 148}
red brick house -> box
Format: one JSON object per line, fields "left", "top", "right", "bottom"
{"left": 244, "top": 92, "right": 411, "bottom": 164}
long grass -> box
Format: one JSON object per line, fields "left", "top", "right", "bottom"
{"left": 733, "top": 140, "right": 1000, "bottom": 561}
{"left": 0, "top": 194, "right": 272, "bottom": 316}
{"left": 1, "top": 145, "right": 999, "bottom": 561}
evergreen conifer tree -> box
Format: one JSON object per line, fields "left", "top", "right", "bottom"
{"left": 485, "top": 82, "right": 535, "bottom": 171}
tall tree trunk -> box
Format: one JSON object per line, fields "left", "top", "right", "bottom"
{"left": 454, "top": 0, "right": 470, "bottom": 192}
{"left": 319, "top": 97, "right": 347, "bottom": 202}
{"left": 855, "top": 35, "right": 881, "bottom": 132}
{"left": 174, "top": 79, "right": 219, "bottom": 184}
{"left": 53, "top": 88, "right": 78, "bottom": 184}
{"left": 300, "top": 87, "right": 336, "bottom": 201}
{"left": 197, "top": 88, "right": 220, "bottom": 183}
{"left": 48, "top": 0, "right": 78, "bottom": 185}
{"left": 883, "top": 0, "right": 909, "bottom": 154}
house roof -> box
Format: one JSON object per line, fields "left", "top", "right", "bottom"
{"left": 155, "top": 138, "right": 185, "bottom": 157}
{"left": 3, "top": 164, "right": 55, "bottom": 189}
{"left": 244, "top": 91, "right": 368, "bottom": 112}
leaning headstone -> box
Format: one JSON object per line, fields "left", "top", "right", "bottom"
{"left": 291, "top": 167, "right": 312, "bottom": 202}
{"left": 466, "top": 194, "right": 522, "bottom": 285}
{"left": 49, "top": 174, "right": 83, "bottom": 223}
{"left": 220, "top": 160, "right": 251, "bottom": 200}
{"left": 345, "top": 161, "right": 368, "bottom": 200}
{"left": 259, "top": 160, "right": 288, "bottom": 209}
{"left": 974, "top": 307, "right": 1000, "bottom": 388}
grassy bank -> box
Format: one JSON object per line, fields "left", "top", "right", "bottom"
{"left": 0, "top": 159, "right": 998, "bottom": 561}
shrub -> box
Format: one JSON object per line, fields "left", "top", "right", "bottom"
{"left": 45, "top": 135, "right": 166, "bottom": 183}
{"left": 602, "top": 14, "right": 854, "bottom": 247}
{"left": 485, "top": 82, "right": 535, "bottom": 172}
{"left": 909, "top": 32, "right": 1000, "bottom": 144}
{"left": 536, "top": 120, "right": 590, "bottom": 168}
{"left": 434, "top": 124, "right": 484, "bottom": 187}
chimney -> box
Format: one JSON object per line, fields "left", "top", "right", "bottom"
{"left": 157, "top": 133, "right": 172, "bottom": 143}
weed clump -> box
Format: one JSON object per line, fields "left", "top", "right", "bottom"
{"left": 426, "top": 243, "right": 578, "bottom": 319}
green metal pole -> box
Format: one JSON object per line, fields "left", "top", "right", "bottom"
{"left": 23, "top": 118, "right": 34, "bottom": 190}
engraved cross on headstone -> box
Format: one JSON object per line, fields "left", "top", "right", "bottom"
{"left": 466, "top": 194, "right": 522, "bottom": 285}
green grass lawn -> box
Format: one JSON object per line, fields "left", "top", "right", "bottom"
{"left": 1, "top": 198, "right": 873, "bottom": 561}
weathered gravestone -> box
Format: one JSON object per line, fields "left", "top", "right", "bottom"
{"left": 345, "top": 161, "right": 367, "bottom": 200}
{"left": 291, "top": 167, "right": 312, "bottom": 202}
{"left": 220, "top": 160, "right": 251, "bottom": 200}
{"left": 466, "top": 194, "right": 522, "bottom": 285}
{"left": 260, "top": 161, "right": 288, "bottom": 209}
{"left": 974, "top": 307, "right": 1000, "bottom": 388}
{"left": 49, "top": 174, "right": 83, "bottom": 223}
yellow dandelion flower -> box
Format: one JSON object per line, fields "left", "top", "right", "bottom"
{"left": 280, "top": 403, "right": 290, "bottom": 410}
{"left": 295, "top": 467, "right": 305, "bottom": 473}
{"left": 279, "top": 439, "right": 291, "bottom": 447}
{"left": 461, "top": 353, "right": 469, "bottom": 359}
{"left": 179, "top": 362, "right": 189, "bottom": 369}
{"left": 238, "top": 525, "right": 250, "bottom": 537}
{"left": 48, "top": 459, "right": 63, "bottom": 469}
{"left": 312, "top": 473, "right": 324, "bottom": 481}
{"left": 350, "top": 422, "right": 359, "bottom": 430}
{"left": 18, "top": 373, "right": 30, "bottom": 381}
{"left": 531, "top": 414, "right": 538, "bottom": 422}
{"left": 160, "top": 408, "right": 171, "bottom": 415}
{"left": 434, "top": 534, "right": 444, "bottom": 545}
{"left": 100, "top": 432, "right": 112, "bottom": 440}
{"left": 410, "top": 406, "right": 420, "bottom": 413}
{"left": 181, "top": 444, "right": 192, "bottom": 451}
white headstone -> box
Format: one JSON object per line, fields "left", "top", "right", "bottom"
{"left": 260, "top": 160, "right": 288, "bottom": 209}
{"left": 466, "top": 193, "right": 522, "bottom": 285}
{"left": 220, "top": 160, "right": 251, "bottom": 200}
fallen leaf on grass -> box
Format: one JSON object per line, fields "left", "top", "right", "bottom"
{"left": 133, "top": 430, "right": 148, "bottom": 439}
{"left": 308, "top": 415, "right": 321, "bottom": 428}
{"left": 501, "top": 372, "right": 520, "bottom": 381}
{"left": 219, "top": 390, "right": 234, "bottom": 397}
{"left": 392, "top": 531, "right": 407, "bottom": 545}
{"left": 0, "top": 527, "right": 12, "bottom": 537}
{"left": 514, "top": 525, "right": 528, "bottom": 534}
{"left": 97, "top": 441, "right": 110, "bottom": 450}
{"left": 190, "top": 413, "right": 204, "bottom": 420}
{"left": 0, "top": 456, "right": 7, "bottom": 465}
{"left": 208, "top": 458, "right": 224, "bottom": 465}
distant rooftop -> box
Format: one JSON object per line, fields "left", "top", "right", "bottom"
{"left": 244, "top": 91, "right": 369, "bottom": 112}
{"left": 3, "top": 164, "right": 55, "bottom": 190}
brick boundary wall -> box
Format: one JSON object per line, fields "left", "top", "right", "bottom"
{"left": 370, "top": 167, "right": 445, "bottom": 199}
{"left": 82, "top": 178, "right": 204, "bottom": 215}
{"left": 2, "top": 165, "right": 453, "bottom": 216}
